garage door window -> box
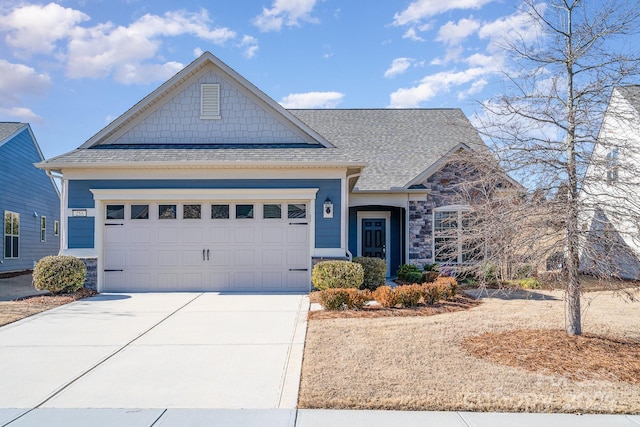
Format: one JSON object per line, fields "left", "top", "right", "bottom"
{"left": 236, "top": 204, "right": 254, "bottom": 219}
{"left": 263, "top": 204, "right": 281, "bottom": 219}
{"left": 106, "top": 205, "right": 124, "bottom": 220}
{"left": 211, "top": 204, "right": 229, "bottom": 219}
{"left": 288, "top": 204, "right": 306, "bottom": 219}
{"left": 159, "top": 204, "right": 176, "bottom": 219}
{"left": 183, "top": 204, "right": 201, "bottom": 219}
{"left": 131, "top": 205, "right": 149, "bottom": 220}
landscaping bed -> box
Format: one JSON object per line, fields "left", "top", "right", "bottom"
{"left": 299, "top": 288, "right": 640, "bottom": 413}
{"left": 0, "top": 289, "right": 97, "bottom": 327}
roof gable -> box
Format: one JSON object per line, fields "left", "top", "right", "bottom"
{"left": 82, "top": 52, "right": 334, "bottom": 149}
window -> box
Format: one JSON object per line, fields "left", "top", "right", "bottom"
{"left": 200, "top": 83, "right": 221, "bottom": 119}
{"left": 159, "top": 205, "right": 177, "bottom": 219}
{"left": 263, "top": 204, "right": 282, "bottom": 219}
{"left": 606, "top": 149, "right": 619, "bottom": 184}
{"left": 433, "top": 208, "right": 473, "bottom": 264}
{"left": 236, "top": 204, "right": 254, "bottom": 219}
{"left": 131, "top": 205, "right": 149, "bottom": 220}
{"left": 211, "top": 204, "right": 230, "bottom": 219}
{"left": 106, "top": 205, "right": 125, "bottom": 220}
{"left": 40, "top": 216, "right": 46, "bottom": 243}
{"left": 4, "top": 211, "right": 19, "bottom": 259}
{"left": 54, "top": 220, "right": 59, "bottom": 236}
{"left": 183, "top": 204, "right": 201, "bottom": 219}
{"left": 288, "top": 204, "right": 306, "bottom": 219}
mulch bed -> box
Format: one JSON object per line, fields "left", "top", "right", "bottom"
{"left": 308, "top": 295, "right": 480, "bottom": 320}
{"left": 15, "top": 287, "right": 97, "bottom": 303}
{"left": 462, "top": 329, "right": 640, "bottom": 385}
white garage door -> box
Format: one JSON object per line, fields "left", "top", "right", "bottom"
{"left": 102, "top": 201, "right": 310, "bottom": 292}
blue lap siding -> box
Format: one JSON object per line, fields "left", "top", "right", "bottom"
{"left": 67, "top": 179, "right": 341, "bottom": 249}
{"left": 0, "top": 126, "right": 60, "bottom": 272}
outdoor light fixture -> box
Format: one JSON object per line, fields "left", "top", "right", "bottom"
{"left": 33, "top": 212, "right": 38, "bottom": 218}
{"left": 323, "top": 197, "right": 334, "bottom": 218}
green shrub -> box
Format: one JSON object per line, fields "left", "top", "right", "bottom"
{"left": 508, "top": 277, "right": 542, "bottom": 289}
{"left": 434, "top": 276, "right": 458, "bottom": 299}
{"left": 423, "top": 263, "right": 439, "bottom": 271}
{"left": 33, "top": 255, "right": 86, "bottom": 294}
{"left": 403, "top": 271, "right": 424, "bottom": 284}
{"left": 421, "top": 271, "right": 439, "bottom": 283}
{"left": 319, "top": 288, "right": 369, "bottom": 310}
{"left": 373, "top": 285, "right": 397, "bottom": 308}
{"left": 311, "top": 261, "right": 364, "bottom": 290}
{"left": 421, "top": 283, "right": 442, "bottom": 305}
{"left": 353, "top": 256, "right": 387, "bottom": 291}
{"left": 394, "top": 284, "right": 423, "bottom": 307}
{"left": 396, "top": 263, "right": 420, "bottom": 280}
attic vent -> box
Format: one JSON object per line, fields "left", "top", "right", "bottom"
{"left": 200, "top": 84, "right": 221, "bottom": 119}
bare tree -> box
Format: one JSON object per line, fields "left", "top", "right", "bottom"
{"left": 469, "top": 0, "right": 640, "bottom": 335}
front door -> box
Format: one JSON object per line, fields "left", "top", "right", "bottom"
{"left": 362, "top": 218, "right": 386, "bottom": 259}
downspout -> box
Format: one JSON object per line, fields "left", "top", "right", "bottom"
{"left": 344, "top": 171, "right": 362, "bottom": 261}
{"left": 47, "top": 170, "right": 65, "bottom": 255}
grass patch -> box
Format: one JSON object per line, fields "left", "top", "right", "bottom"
{"left": 299, "top": 289, "right": 640, "bottom": 413}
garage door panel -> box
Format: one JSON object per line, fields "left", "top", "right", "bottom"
{"left": 103, "top": 200, "right": 311, "bottom": 292}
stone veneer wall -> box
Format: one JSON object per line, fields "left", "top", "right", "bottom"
{"left": 81, "top": 258, "right": 97, "bottom": 291}
{"left": 408, "top": 163, "right": 470, "bottom": 267}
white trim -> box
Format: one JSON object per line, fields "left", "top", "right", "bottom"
{"left": 313, "top": 248, "right": 347, "bottom": 258}
{"left": 90, "top": 188, "right": 319, "bottom": 202}
{"left": 341, "top": 177, "right": 347, "bottom": 254}
{"left": 66, "top": 208, "right": 97, "bottom": 218}
{"left": 432, "top": 205, "right": 472, "bottom": 264}
{"left": 61, "top": 248, "right": 98, "bottom": 258}
{"left": 356, "top": 211, "right": 392, "bottom": 276}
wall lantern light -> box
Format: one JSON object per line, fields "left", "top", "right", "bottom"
{"left": 323, "top": 197, "right": 334, "bottom": 219}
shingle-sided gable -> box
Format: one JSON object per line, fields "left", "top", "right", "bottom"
{"left": 290, "top": 109, "right": 485, "bottom": 191}
{"left": 86, "top": 52, "right": 332, "bottom": 148}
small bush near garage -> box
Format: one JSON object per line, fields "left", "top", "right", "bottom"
{"left": 353, "top": 257, "right": 387, "bottom": 291}
{"left": 394, "top": 284, "right": 423, "bottom": 308}
{"left": 312, "top": 261, "right": 364, "bottom": 290}
{"left": 319, "top": 288, "right": 370, "bottom": 310}
{"left": 33, "top": 255, "right": 86, "bottom": 294}
{"left": 373, "top": 285, "right": 397, "bottom": 308}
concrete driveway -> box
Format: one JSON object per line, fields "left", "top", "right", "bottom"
{"left": 0, "top": 292, "right": 308, "bottom": 423}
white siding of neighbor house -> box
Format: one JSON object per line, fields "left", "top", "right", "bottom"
{"left": 115, "top": 69, "right": 309, "bottom": 145}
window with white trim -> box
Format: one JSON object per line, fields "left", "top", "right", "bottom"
{"left": 200, "top": 83, "right": 221, "bottom": 119}
{"left": 54, "top": 220, "right": 59, "bottom": 236}
{"left": 40, "top": 216, "right": 46, "bottom": 242}
{"left": 606, "top": 148, "right": 619, "bottom": 184}
{"left": 433, "top": 207, "right": 474, "bottom": 264}
{"left": 4, "top": 211, "right": 19, "bottom": 259}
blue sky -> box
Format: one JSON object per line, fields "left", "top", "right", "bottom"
{"left": 1, "top": 0, "right": 545, "bottom": 158}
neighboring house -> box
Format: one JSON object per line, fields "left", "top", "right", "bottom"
{"left": 37, "top": 52, "right": 487, "bottom": 292}
{"left": 1, "top": 123, "right": 60, "bottom": 273}
{"left": 581, "top": 86, "right": 640, "bottom": 279}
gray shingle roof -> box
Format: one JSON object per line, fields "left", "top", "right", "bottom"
{"left": 290, "top": 109, "right": 484, "bottom": 190}
{"left": 0, "top": 122, "right": 26, "bottom": 144}
{"left": 617, "top": 85, "right": 640, "bottom": 112}
{"left": 40, "top": 109, "right": 484, "bottom": 191}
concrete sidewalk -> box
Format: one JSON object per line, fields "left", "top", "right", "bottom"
{"left": 1, "top": 409, "right": 639, "bottom": 426}
{"left": 0, "top": 273, "right": 49, "bottom": 301}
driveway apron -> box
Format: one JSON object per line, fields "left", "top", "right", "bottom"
{"left": 0, "top": 292, "right": 308, "bottom": 413}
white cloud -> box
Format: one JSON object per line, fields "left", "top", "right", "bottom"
{"left": 65, "top": 9, "right": 236, "bottom": 83}
{"left": 389, "top": 67, "right": 487, "bottom": 107}
{"left": 478, "top": 5, "right": 544, "bottom": 53}
{"left": 0, "top": 60, "right": 50, "bottom": 122}
{"left": 193, "top": 47, "right": 204, "bottom": 57}
{"left": 279, "top": 91, "right": 344, "bottom": 108}
{"left": 402, "top": 27, "right": 425, "bottom": 42}
{"left": 0, "top": 3, "right": 89, "bottom": 56}
{"left": 437, "top": 18, "right": 480, "bottom": 45}
{"left": 238, "top": 35, "right": 259, "bottom": 58}
{"left": 394, "top": 0, "right": 494, "bottom": 26}
{"left": 384, "top": 57, "right": 414, "bottom": 78}
{"left": 253, "top": 0, "right": 319, "bottom": 32}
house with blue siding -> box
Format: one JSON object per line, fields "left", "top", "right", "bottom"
{"left": 37, "top": 52, "right": 486, "bottom": 292}
{"left": 1, "top": 123, "right": 60, "bottom": 273}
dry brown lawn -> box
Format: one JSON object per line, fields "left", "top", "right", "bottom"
{"left": 299, "top": 288, "right": 640, "bottom": 414}
{"left": 0, "top": 289, "right": 97, "bottom": 327}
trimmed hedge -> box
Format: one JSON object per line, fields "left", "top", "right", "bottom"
{"left": 394, "top": 284, "right": 423, "bottom": 307}
{"left": 311, "top": 260, "right": 364, "bottom": 290}
{"left": 353, "top": 256, "right": 387, "bottom": 290}
{"left": 373, "top": 285, "right": 397, "bottom": 308}
{"left": 319, "top": 288, "right": 369, "bottom": 310}
{"left": 33, "top": 255, "right": 86, "bottom": 294}
{"left": 404, "top": 271, "right": 423, "bottom": 284}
